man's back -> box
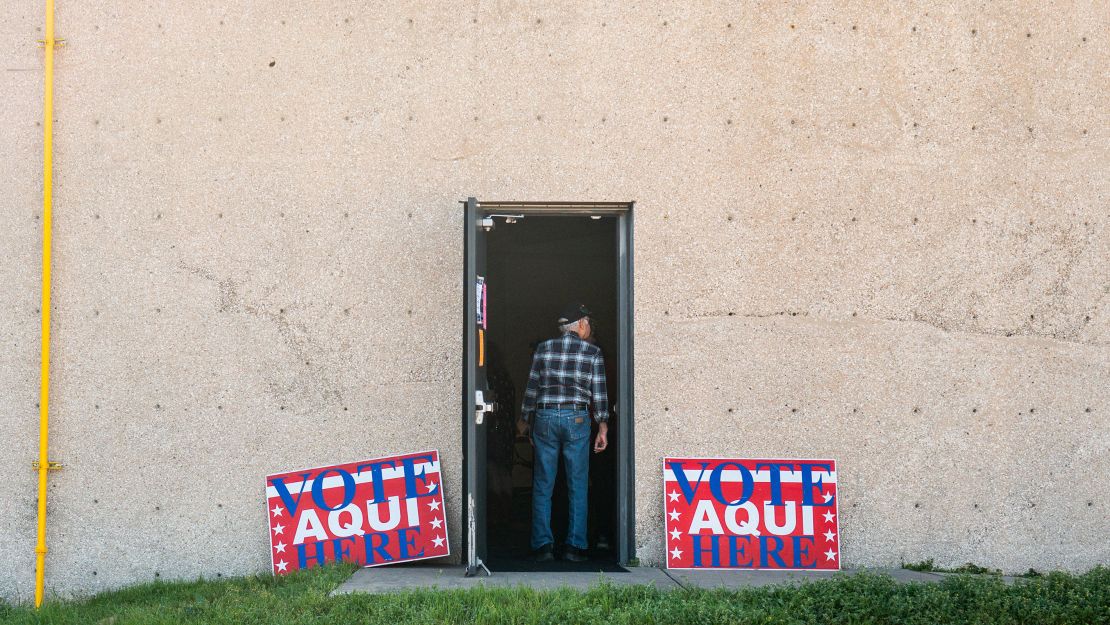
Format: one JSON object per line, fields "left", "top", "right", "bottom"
{"left": 523, "top": 332, "right": 609, "bottom": 423}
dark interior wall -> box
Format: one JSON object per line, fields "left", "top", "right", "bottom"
{"left": 485, "top": 216, "right": 619, "bottom": 421}
{"left": 483, "top": 215, "right": 621, "bottom": 557}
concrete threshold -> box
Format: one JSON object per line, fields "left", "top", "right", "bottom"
{"left": 333, "top": 564, "right": 960, "bottom": 595}
{"left": 333, "top": 564, "right": 678, "bottom": 594}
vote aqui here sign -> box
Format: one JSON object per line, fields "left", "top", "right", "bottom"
{"left": 663, "top": 457, "right": 840, "bottom": 570}
{"left": 265, "top": 450, "right": 449, "bottom": 574}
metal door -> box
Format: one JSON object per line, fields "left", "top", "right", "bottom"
{"left": 463, "top": 197, "right": 493, "bottom": 576}
{"left": 616, "top": 208, "right": 635, "bottom": 565}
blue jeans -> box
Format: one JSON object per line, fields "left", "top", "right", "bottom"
{"left": 530, "top": 408, "right": 591, "bottom": 551}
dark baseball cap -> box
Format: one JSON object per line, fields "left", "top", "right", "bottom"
{"left": 557, "top": 303, "right": 592, "bottom": 325}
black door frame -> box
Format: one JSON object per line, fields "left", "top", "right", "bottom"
{"left": 461, "top": 199, "right": 636, "bottom": 572}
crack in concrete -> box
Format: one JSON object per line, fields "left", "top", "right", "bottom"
{"left": 680, "top": 309, "right": 1106, "bottom": 348}
{"left": 659, "top": 567, "right": 688, "bottom": 589}
{"left": 886, "top": 311, "right": 1104, "bottom": 347}
{"left": 178, "top": 262, "right": 344, "bottom": 405}
{"left": 1022, "top": 231, "right": 1090, "bottom": 339}
{"left": 687, "top": 310, "right": 811, "bottom": 320}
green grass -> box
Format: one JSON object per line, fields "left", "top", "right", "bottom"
{"left": 902, "top": 559, "right": 1003, "bottom": 576}
{"left": 902, "top": 559, "right": 1048, "bottom": 578}
{"left": 2, "top": 564, "right": 1107, "bottom": 625}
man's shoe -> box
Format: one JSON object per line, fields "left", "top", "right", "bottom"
{"left": 532, "top": 544, "right": 554, "bottom": 562}
{"left": 563, "top": 546, "right": 588, "bottom": 562}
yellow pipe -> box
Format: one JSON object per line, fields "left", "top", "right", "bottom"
{"left": 35, "top": 0, "right": 55, "bottom": 608}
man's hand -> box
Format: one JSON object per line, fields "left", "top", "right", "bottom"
{"left": 593, "top": 422, "right": 608, "bottom": 453}
{"left": 516, "top": 419, "right": 530, "bottom": 442}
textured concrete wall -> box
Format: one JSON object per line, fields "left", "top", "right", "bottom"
{"left": 2, "top": 0, "right": 1107, "bottom": 600}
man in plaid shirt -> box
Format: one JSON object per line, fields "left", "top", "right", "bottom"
{"left": 518, "top": 303, "right": 609, "bottom": 562}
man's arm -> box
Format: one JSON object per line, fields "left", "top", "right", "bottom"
{"left": 520, "top": 349, "right": 543, "bottom": 424}
{"left": 590, "top": 351, "right": 609, "bottom": 423}
{"left": 590, "top": 350, "right": 610, "bottom": 453}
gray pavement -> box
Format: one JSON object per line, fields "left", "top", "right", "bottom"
{"left": 664, "top": 567, "right": 945, "bottom": 589}
{"left": 333, "top": 564, "right": 677, "bottom": 593}
{"left": 333, "top": 564, "right": 971, "bottom": 595}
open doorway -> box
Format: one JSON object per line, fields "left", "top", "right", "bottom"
{"left": 462, "top": 200, "right": 634, "bottom": 575}
{"left": 485, "top": 215, "right": 619, "bottom": 570}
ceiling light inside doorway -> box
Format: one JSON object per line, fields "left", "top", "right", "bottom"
{"left": 487, "top": 213, "right": 524, "bottom": 224}
{"left": 590, "top": 215, "right": 601, "bottom": 220}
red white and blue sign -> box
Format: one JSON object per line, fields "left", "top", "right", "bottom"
{"left": 265, "top": 450, "right": 449, "bottom": 574}
{"left": 663, "top": 457, "right": 840, "bottom": 570}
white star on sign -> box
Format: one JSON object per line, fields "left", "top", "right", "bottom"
{"left": 429, "top": 517, "right": 443, "bottom": 529}
{"left": 272, "top": 523, "right": 285, "bottom": 535}
{"left": 668, "top": 491, "right": 680, "bottom": 502}
{"left": 668, "top": 509, "right": 681, "bottom": 522}
{"left": 428, "top": 499, "right": 441, "bottom": 511}
{"left": 670, "top": 528, "right": 682, "bottom": 541}
{"left": 431, "top": 535, "right": 445, "bottom": 548}
{"left": 271, "top": 504, "right": 284, "bottom": 517}
{"left": 274, "top": 541, "right": 287, "bottom": 554}
{"left": 275, "top": 560, "right": 288, "bottom": 572}
{"left": 824, "top": 549, "right": 837, "bottom": 561}
{"left": 426, "top": 481, "right": 438, "bottom": 493}
{"left": 823, "top": 492, "right": 834, "bottom": 503}
{"left": 823, "top": 530, "right": 836, "bottom": 542}
{"left": 822, "top": 511, "right": 835, "bottom": 523}
{"left": 670, "top": 546, "right": 683, "bottom": 560}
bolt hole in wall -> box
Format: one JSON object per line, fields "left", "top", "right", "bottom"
{"left": 483, "top": 216, "right": 622, "bottom": 571}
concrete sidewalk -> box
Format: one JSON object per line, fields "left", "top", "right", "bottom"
{"left": 333, "top": 564, "right": 962, "bottom": 595}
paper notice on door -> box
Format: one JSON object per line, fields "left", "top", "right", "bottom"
{"left": 476, "top": 276, "right": 486, "bottom": 328}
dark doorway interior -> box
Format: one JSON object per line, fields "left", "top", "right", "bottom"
{"left": 482, "top": 216, "right": 624, "bottom": 572}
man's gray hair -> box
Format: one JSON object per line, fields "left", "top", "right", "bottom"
{"left": 559, "top": 320, "right": 578, "bottom": 333}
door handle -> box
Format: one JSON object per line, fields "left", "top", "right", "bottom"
{"left": 475, "top": 390, "right": 497, "bottom": 425}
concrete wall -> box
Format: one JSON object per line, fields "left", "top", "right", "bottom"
{"left": 2, "top": 0, "right": 1106, "bottom": 600}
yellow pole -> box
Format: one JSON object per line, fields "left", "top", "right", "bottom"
{"left": 35, "top": 0, "right": 55, "bottom": 608}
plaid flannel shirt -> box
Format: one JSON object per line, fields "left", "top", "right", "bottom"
{"left": 521, "top": 331, "right": 609, "bottom": 423}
